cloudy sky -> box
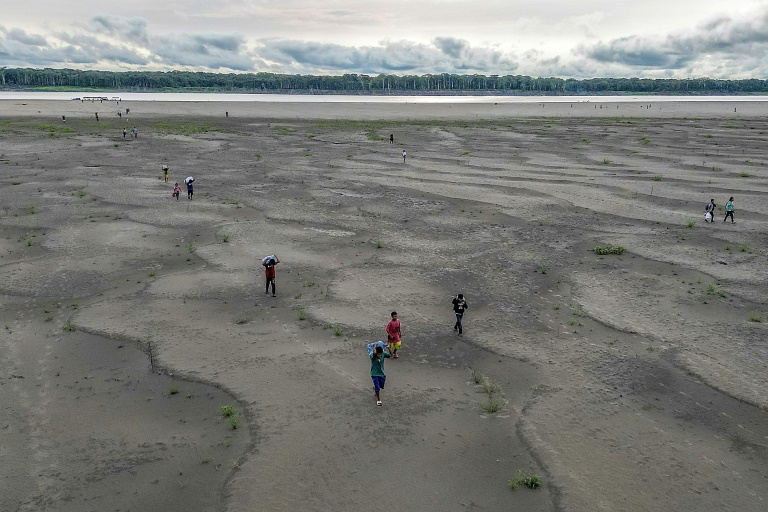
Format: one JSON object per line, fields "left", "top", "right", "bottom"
{"left": 2, "top": 0, "right": 768, "bottom": 78}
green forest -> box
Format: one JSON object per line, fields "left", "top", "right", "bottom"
{"left": 2, "top": 68, "right": 768, "bottom": 95}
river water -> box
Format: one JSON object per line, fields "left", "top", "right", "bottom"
{"left": 2, "top": 91, "right": 768, "bottom": 103}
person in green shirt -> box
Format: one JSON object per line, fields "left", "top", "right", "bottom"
{"left": 370, "top": 344, "right": 391, "bottom": 406}
{"left": 724, "top": 197, "right": 735, "bottom": 223}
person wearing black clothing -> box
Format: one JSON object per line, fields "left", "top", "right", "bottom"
{"left": 452, "top": 294, "right": 468, "bottom": 335}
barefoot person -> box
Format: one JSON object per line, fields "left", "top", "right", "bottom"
{"left": 724, "top": 197, "right": 735, "bottom": 223}
{"left": 386, "top": 311, "right": 402, "bottom": 358}
{"left": 262, "top": 255, "right": 280, "bottom": 297}
{"left": 370, "top": 344, "right": 391, "bottom": 406}
{"left": 452, "top": 293, "right": 468, "bottom": 335}
{"left": 172, "top": 182, "right": 181, "bottom": 201}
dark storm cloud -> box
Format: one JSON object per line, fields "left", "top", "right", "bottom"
{"left": 7, "top": 28, "right": 47, "bottom": 46}
{"left": 92, "top": 16, "right": 149, "bottom": 43}
{"left": 258, "top": 38, "right": 517, "bottom": 74}
{"left": 151, "top": 33, "right": 253, "bottom": 70}
{"left": 581, "top": 9, "right": 768, "bottom": 71}
{"left": 0, "top": 16, "right": 253, "bottom": 71}
{"left": 433, "top": 37, "right": 467, "bottom": 59}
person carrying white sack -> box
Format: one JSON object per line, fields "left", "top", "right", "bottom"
{"left": 262, "top": 255, "right": 280, "bottom": 296}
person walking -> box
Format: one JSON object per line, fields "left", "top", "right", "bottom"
{"left": 172, "top": 182, "right": 181, "bottom": 201}
{"left": 724, "top": 197, "right": 735, "bottom": 223}
{"left": 262, "top": 255, "right": 280, "bottom": 297}
{"left": 163, "top": 165, "right": 169, "bottom": 183}
{"left": 389, "top": 134, "right": 394, "bottom": 144}
{"left": 122, "top": 128, "right": 127, "bottom": 139}
{"left": 184, "top": 176, "right": 194, "bottom": 200}
{"left": 133, "top": 127, "right": 138, "bottom": 138}
{"left": 402, "top": 150, "right": 407, "bottom": 163}
{"left": 370, "top": 344, "right": 391, "bottom": 406}
{"left": 452, "top": 294, "right": 468, "bottom": 335}
{"left": 705, "top": 198, "right": 716, "bottom": 223}
{"left": 386, "top": 311, "right": 402, "bottom": 358}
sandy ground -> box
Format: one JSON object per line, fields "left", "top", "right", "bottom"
{"left": 2, "top": 99, "right": 768, "bottom": 512}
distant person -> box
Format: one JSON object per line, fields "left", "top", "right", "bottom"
{"left": 370, "top": 344, "right": 391, "bottom": 406}
{"left": 452, "top": 293, "right": 468, "bottom": 336}
{"left": 95, "top": 113, "right": 99, "bottom": 121}
{"left": 172, "top": 182, "right": 181, "bottom": 201}
{"left": 185, "top": 176, "right": 194, "bottom": 199}
{"left": 62, "top": 115, "right": 66, "bottom": 123}
{"left": 724, "top": 197, "right": 735, "bottom": 223}
{"left": 122, "top": 128, "right": 127, "bottom": 138}
{"left": 705, "top": 198, "right": 716, "bottom": 223}
{"left": 386, "top": 311, "right": 401, "bottom": 358}
{"left": 226, "top": 111, "right": 229, "bottom": 118}
{"left": 126, "top": 108, "right": 130, "bottom": 114}
{"left": 133, "top": 127, "right": 137, "bottom": 138}
{"left": 163, "top": 165, "right": 169, "bottom": 183}
{"left": 389, "top": 134, "right": 394, "bottom": 144}
{"left": 262, "top": 255, "right": 280, "bottom": 297}
{"left": 118, "top": 111, "right": 122, "bottom": 118}
{"left": 402, "top": 150, "right": 407, "bottom": 163}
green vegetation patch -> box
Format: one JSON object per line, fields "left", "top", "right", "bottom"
{"left": 153, "top": 122, "right": 216, "bottom": 136}
{"left": 594, "top": 244, "right": 625, "bottom": 255}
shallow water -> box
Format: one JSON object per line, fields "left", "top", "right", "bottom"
{"left": 2, "top": 91, "right": 768, "bottom": 103}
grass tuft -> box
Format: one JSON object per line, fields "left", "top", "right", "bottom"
{"left": 594, "top": 244, "right": 625, "bottom": 255}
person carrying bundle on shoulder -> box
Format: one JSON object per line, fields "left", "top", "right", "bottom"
{"left": 262, "top": 255, "right": 280, "bottom": 297}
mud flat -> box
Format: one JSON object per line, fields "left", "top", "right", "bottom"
{"left": 1, "top": 100, "right": 768, "bottom": 511}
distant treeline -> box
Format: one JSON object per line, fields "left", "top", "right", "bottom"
{"left": 2, "top": 68, "right": 768, "bottom": 95}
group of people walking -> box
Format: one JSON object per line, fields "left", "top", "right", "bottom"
{"left": 370, "top": 293, "right": 468, "bottom": 406}
{"left": 704, "top": 197, "right": 736, "bottom": 223}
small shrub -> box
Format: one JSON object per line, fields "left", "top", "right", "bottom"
{"left": 725, "top": 244, "right": 732, "bottom": 251}
{"left": 148, "top": 271, "right": 156, "bottom": 277}
{"left": 27, "top": 206, "right": 36, "bottom": 214}
{"left": 594, "top": 244, "right": 625, "bottom": 255}
{"left": 509, "top": 469, "right": 542, "bottom": 490}
{"left": 480, "top": 377, "right": 500, "bottom": 395}
{"left": 538, "top": 265, "right": 549, "bottom": 274}
{"left": 749, "top": 314, "right": 762, "bottom": 323}
{"left": 739, "top": 244, "right": 753, "bottom": 253}
{"left": 646, "top": 345, "right": 654, "bottom": 352}
{"left": 332, "top": 324, "right": 343, "bottom": 336}
{"left": 229, "top": 416, "right": 239, "bottom": 430}
{"left": 470, "top": 368, "right": 484, "bottom": 384}
{"left": 297, "top": 309, "right": 307, "bottom": 321}
{"left": 376, "top": 240, "right": 382, "bottom": 249}
{"left": 63, "top": 320, "right": 76, "bottom": 332}
{"left": 169, "top": 387, "right": 179, "bottom": 395}
{"left": 602, "top": 158, "right": 612, "bottom": 164}
{"left": 479, "top": 395, "right": 507, "bottom": 413}
{"left": 187, "top": 241, "right": 196, "bottom": 253}
{"left": 641, "top": 137, "right": 651, "bottom": 145}
{"left": 235, "top": 314, "right": 250, "bottom": 325}
{"left": 740, "top": 172, "right": 751, "bottom": 178}
{"left": 686, "top": 219, "right": 697, "bottom": 228}
{"left": 220, "top": 234, "right": 229, "bottom": 243}
{"left": 706, "top": 283, "right": 716, "bottom": 294}
{"left": 652, "top": 175, "right": 662, "bottom": 181}
{"left": 220, "top": 404, "right": 235, "bottom": 417}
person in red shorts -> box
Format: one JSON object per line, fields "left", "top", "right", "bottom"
{"left": 386, "top": 311, "right": 402, "bottom": 358}
{"left": 262, "top": 255, "right": 280, "bottom": 296}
